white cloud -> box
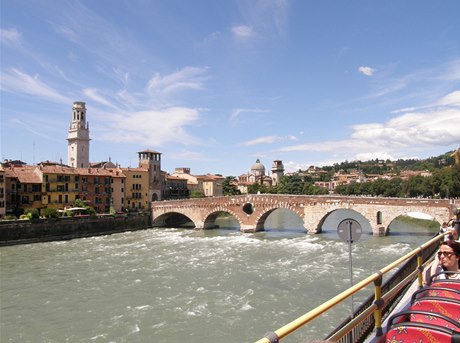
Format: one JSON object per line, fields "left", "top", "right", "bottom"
{"left": 438, "top": 90, "right": 460, "bottom": 106}
{"left": 355, "top": 151, "right": 395, "bottom": 161}
{"left": 55, "top": 25, "right": 78, "bottom": 42}
{"left": 277, "top": 90, "right": 460, "bottom": 161}
{"left": 358, "top": 66, "right": 376, "bottom": 76}
{"left": 230, "top": 108, "right": 269, "bottom": 121}
{"left": 0, "top": 27, "right": 22, "bottom": 46}
{"left": 0, "top": 68, "right": 71, "bottom": 103}
{"left": 232, "top": 25, "right": 254, "bottom": 38}
{"left": 83, "top": 88, "right": 117, "bottom": 109}
{"left": 240, "top": 135, "right": 297, "bottom": 146}
{"left": 146, "top": 66, "right": 208, "bottom": 94}
{"left": 98, "top": 107, "right": 201, "bottom": 147}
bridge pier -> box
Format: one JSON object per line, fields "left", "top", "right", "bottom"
{"left": 240, "top": 225, "right": 260, "bottom": 233}
{"left": 372, "top": 226, "right": 387, "bottom": 236}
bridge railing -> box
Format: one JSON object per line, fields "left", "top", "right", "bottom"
{"left": 254, "top": 233, "right": 443, "bottom": 343}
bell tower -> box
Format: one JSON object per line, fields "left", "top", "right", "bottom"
{"left": 271, "top": 160, "right": 284, "bottom": 186}
{"left": 138, "top": 149, "right": 162, "bottom": 201}
{"left": 67, "top": 101, "right": 90, "bottom": 168}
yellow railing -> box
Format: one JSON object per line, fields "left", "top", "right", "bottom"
{"left": 255, "top": 233, "right": 444, "bottom": 343}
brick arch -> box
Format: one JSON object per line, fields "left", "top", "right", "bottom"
{"left": 203, "top": 207, "right": 244, "bottom": 229}
{"left": 385, "top": 211, "right": 444, "bottom": 233}
{"left": 152, "top": 211, "right": 197, "bottom": 228}
{"left": 253, "top": 207, "right": 305, "bottom": 231}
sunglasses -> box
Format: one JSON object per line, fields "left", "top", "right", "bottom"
{"left": 437, "top": 251, "right": 455, "bottom": 258}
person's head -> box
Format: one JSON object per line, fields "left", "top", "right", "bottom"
{"left": 442, "top": 222, "right": 448, "bottom": 228}
{"left": 438, "top": 240, "right": 460, "bottom": 270}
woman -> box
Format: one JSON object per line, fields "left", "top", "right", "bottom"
{"left": 431, "top": 240, "right": 460, "bottom": 282}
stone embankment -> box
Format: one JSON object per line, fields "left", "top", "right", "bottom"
{"left": 0, "top": 213, "right": 151, "bottom": 246}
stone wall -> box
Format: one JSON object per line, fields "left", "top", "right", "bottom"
{"left": 0, "top": 214, "right": 151, "bottom": 246}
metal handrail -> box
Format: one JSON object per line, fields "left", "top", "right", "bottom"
{"left": 255, "top": 234, "right": 444, "bottom": 343}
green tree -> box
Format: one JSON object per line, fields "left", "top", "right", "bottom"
{"left": 190, "top": 190, "right": 205, "bottom": 198}
{"left": 247, "top": 183, "right": 268, "bottom": 194}
{"left": 277, "top": 175, "right": 303, "bottom": 194}
{"left": 222, "top": 176, "right": 241, "bottom": 195}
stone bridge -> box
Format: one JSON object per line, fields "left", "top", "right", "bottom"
{"left": 151, "top": 194, "right": 458, "bottom": 236}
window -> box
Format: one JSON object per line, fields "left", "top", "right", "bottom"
{"left": 377, "top": 211, "right": 383, "bottom": 225}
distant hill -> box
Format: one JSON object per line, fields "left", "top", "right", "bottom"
{"left": 317, "top": 150, "right": 457, "bottom": 175}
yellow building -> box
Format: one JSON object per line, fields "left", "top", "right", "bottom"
{"left": 171, "top": 168, "right": 223, "bottom": 197}
{"left": 38, "top": 165, "right": 80, "bottom": 210}
{"left": 121, "top": 167, "right": 149, "bottom": 211}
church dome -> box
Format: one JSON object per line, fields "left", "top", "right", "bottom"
{"left": 251, "top": 158, "right": 265, "bottom": 172}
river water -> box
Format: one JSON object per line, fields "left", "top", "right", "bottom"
{"left": 0, "top": 209, "right": 439, "bottom": 343}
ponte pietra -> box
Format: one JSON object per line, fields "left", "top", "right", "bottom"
{"left": 151, "top": 194, "right": 458, "bottom": 235}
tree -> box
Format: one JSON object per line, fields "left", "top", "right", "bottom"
{"left": 190, "top": 190, "right": 205, "bottom": 198}
{"left": 222, "top": 176, "right": 241, "bottom": 195}
{"left": 247, "top": 183, "right": 268, "bottom": 194}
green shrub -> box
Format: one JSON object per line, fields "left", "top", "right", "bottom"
{"left": 41, "top": 208, "right": 59, "bottom": 219}
{"left": 24, "top": 208, "right": 40, "bottom": 219}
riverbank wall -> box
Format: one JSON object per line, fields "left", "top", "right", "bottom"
{"left": 0, "top": 214, "right": 151, "bottom": 246}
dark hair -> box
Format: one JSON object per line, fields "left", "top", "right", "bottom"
{"left": 440, "top": 240, "right": 460, "bottom": 268}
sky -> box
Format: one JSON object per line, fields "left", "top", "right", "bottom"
{"left": 1, "top": 0, "right": 460, "bottom": 177}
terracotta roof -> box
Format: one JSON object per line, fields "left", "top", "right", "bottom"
{"left": 196, "top": 174, "right": 224, "bottom": 181}
{"left": 166, "top": 175, "right": 188, "bottom": 181}
{"left": 4, "top": 166, "right": 42, "bottom": 183}
{"left": 120, "top": 167, "right": 149, "bottom": 172}
{"left": 39, "top": 165, "right": 80, "bottom": 175}
{"left": 76, "top": 168, "right": 117, "bottom": 176}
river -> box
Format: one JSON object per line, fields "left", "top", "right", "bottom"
{"left": 0, "top": 209, "right": 439, "bottom": 343}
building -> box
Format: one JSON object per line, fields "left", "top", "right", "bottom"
{"left": 3, "top": 165, "right": 42, "bottom": 215}
{"left": 67, "top": 101, "right": 90, "bottom": 168}
{"left": 162, "top": 173, "right": 189, "bottom": 199}
{"left": 171, "top": 168, "right": 224, "bottom": 197}
{"left": 38, "top": 165, "right": 80, "bottom": 211}
{"left": 237, "top": 159, "right": 284, "bottom": 193}
{"left": 0, "top": 165, "right": 5, "bottom": 218}
{"left": 107, "top": 168, "right": 126, "bottom": 212}
{"left": 76, "top": 167, "right": 114, "bottom": 213}
{"left": 121, "top": 167, "right": 149, "bottom": 211}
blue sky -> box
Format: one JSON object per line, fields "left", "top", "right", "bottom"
{"left": 1, "top": 0, "right": 459, "bottom": 177}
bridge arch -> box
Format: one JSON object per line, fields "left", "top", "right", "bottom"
{"left": 203, "top": 208, "right": 243, "bottom": 230}
{"left": 254, "top": 204, "right": 305, "bottom": 231}
{"left": 316, "top": 208, "right": 373, "bottom": 235}
{"left": 152, "top": 211, "right": 196, "bottom": 228}
{"left": 253, "top": 207, "right": 305, "bottom": 232}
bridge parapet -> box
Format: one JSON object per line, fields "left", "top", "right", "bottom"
{"left": 151, "top": 195, "right": 456, "bottom": 235}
